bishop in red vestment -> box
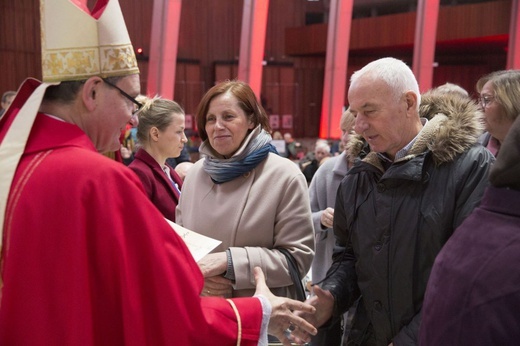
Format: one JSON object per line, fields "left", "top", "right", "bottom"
{"left": 0, "top": 78, "right": 265, "bottom": 346}
{"left": 0, "top": 0, "right": 317, "bottom": 344}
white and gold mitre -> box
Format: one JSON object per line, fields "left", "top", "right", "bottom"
{"left": 41, "top": 0, "right": 139, "bottom": 82}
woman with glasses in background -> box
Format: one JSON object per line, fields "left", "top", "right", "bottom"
{"left": 477, "top": 70, "right": 520, "bottom": 157}
{"left": 128, "top": 96, "right": 187, "bottom": 221}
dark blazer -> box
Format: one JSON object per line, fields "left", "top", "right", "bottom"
{"left": 129, "top": 148, "right": 182, "bottom": 221}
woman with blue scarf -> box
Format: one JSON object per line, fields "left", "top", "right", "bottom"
{"left": 176, "top": 81, "right": 314, "bottom": 301}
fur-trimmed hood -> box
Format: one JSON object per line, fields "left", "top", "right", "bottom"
{"left": 347, "top": 90, "right": 485, "bottom": 169}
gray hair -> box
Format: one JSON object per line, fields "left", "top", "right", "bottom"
{"left": 435, "top": 83, "right": 469, "bottom": 98}
{"left": 350, "top": 57, "right": 421, "bottom": 110}
{"left": 315, "top": 139, "right": 330, "bottom": 153}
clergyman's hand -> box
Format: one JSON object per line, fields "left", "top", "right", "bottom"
{"left": 253, "top": 267, "right": 317, "bottom": 345}
{"left": 201, "top": 275, "right": 233, "bottom": 298}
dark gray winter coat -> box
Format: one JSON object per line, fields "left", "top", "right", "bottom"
{"left": 322, "top": 92, "right": 495, "bottom": 345}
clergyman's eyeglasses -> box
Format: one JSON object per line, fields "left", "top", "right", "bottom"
{"left": 103, "top": 79, "right": 143, "bottom": 115}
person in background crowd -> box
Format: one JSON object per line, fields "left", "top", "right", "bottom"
{"left": 419, "top": 84, "right": 473, "bottom": 122}
{"left": 419, "top": 82, "right": 472, "bottom": 122}
{"left": 294, "top": 57, "right": 493, "bottom": 346}
{"left": 476, "top": 69, "right": 520, "bottom": 157}
{"left": 301, "top": 139, "right": 331, "bottom": 184}
{"left": 175, "top": 161, "right": 194, "bottom": 181}
{"left": 128, "top": 96, "right": 186, "bottom": 221}
{"left": 119, "top": 122, "right": 136, "bottom": 165}
{"left": 166, "top": 146, "right": 191, "bottom": 168}
{"left": 271, "top": 130, "right": 287, "bottom": 157}
{"left": 420, "top": 102, "right": 520, "bottom": 346}
{"left": 272, "top": 130, "right": 283, "bottom": 140}
{"left": 176, "top": 81, "right": 314, "bottom": 310}
{"left": 434, "top": 82, "right": 469, "bottom": 98}
{"left": 283, "top": 132, "right": 298, "bottom": 160}
{"left": 307, "top": 108, "right": 363, "bottom": 346}
{"left": 0, "top": 1, "right": 317, "bottom": 345}
{"left": 0, "top": 90, "right": 16, "bottom": 118}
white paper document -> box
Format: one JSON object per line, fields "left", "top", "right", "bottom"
{"left": 165, "top": 219, "right": 222, "bottom": 262}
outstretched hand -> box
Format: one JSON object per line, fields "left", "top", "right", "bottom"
{"left": 291, "top": 284, "right": 335, "bottom": 344}
{"left": 253, "top": 267, "right": 317, "bottom": 345}
{"left": 201, "top": 275, "right": 233, "bottom": 298}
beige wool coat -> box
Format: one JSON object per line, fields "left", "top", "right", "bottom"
{"left": 176, "top": 150, "right": 314, "bottom": 298}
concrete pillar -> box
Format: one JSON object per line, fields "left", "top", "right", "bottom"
{"left": 507, "top": 0, "right": 520, "bottom": 69}
{"left": 412, "top": 0, "right": 440, "bottom": 92}
{"left": 319, "top": 0, "right": 353, "bottom": 139}
{"left": 147, "top": 0, "right": 182, "bottom": 99}
{"left": 238, "top": 0, "right": 270, "bottom": 99}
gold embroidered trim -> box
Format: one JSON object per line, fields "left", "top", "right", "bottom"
{"left": 42, "top": 44, "right": 138, "bottom": 82}
{"left": 226, "top": 299, "right": 242, "bottom": 346}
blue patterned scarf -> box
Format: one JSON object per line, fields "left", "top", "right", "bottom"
{"left": 201, "top": 126, "right": 278, "bottom": 184}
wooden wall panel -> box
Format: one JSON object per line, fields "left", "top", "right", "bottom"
{"left": 115, "top": 0, "right": 152, "bottom": 94}
{"left": 278, "top": 67, "right": 296, "bottom": 117}
{"left": 262, "top": 67, "right": 280, "bottom": 116}
{"left": 437, "top": 0, "right": 510, "bottom": 40}
{"left": 265, "top": 0, "right": 308, "bottom": 60}
{"left": 290, "top": 56, "right": 324, "bottom": 138}
{"left": 179, "top": 0, "right": 243, "bottom": 91}
{"left": 351, "top": 13, "right": 416, "bottom": 50}
{"left": 0, "top": 0, "right": 41, "bottom": 91}
{"left": 214, "top": 63, "right": 239, "bottom": 84}
{"left": 178, "top": 64, "right": 204, "bottom": 116}
{"left": 432, "top": 58, "right": 507, "bottom": 96}
{"left": 432, "top": 64, "right": 490, "bottom": 96}
{"left": 288, "top": 0, "right": 511, "bottom": 55}
{"left": 261, "top": 66, "right": 299, "bottom": 125}
{"left": 286, "top": 24, "right": 328, "bottom": 56}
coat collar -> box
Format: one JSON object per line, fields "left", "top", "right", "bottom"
{"left": 134, "top": 148, "right": 180, "bottom": 197}
{"left": 332, "top": 151, "right": 349, "bottom": 177}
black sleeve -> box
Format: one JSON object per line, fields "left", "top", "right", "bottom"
{"left": 321, "top": 177, "right": 361, "bottom": 318}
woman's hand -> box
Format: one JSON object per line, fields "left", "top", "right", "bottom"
{"left": 198, "top": 252, "right": 227, "bottom": 277}
{"left": 320, "top": 207, "right": 334, "bottom": 229}
{"left": 253, "top": 267, "right": 317, "bottom": 345}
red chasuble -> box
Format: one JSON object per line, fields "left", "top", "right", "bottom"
{"left": 0, "top": 81, "right": 262, "bottom": 345}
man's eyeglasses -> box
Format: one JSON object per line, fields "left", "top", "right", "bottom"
{"left": 103, "top": 79, "right": 143, "bottom": 114}
{"left": 479, "top": 94, "right": 495, "bottom": 109}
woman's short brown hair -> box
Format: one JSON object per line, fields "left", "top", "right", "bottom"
{"left": 195, "top": 80, "right": 271, "bottom": 141}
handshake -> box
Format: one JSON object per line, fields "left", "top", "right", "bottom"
{"left": 253, "top": 267, "right": 334, "bottom": 346}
